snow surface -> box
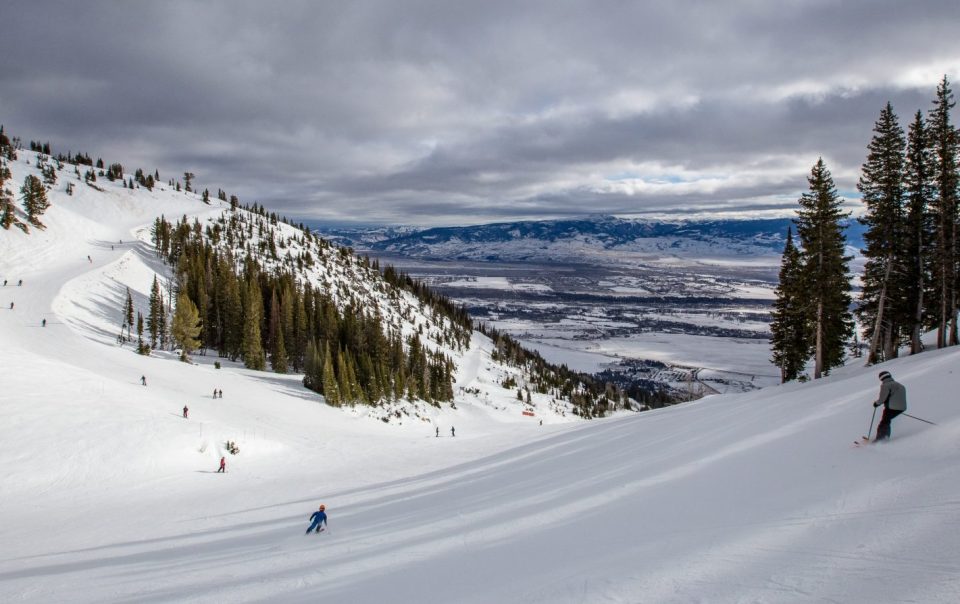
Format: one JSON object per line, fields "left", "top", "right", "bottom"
{"left": 2, "top": 152, "right": 960, "bottom": 603}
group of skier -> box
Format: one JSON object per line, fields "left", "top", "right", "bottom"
{"left": 5, "top": 278, "right": 22, "bottom": 313}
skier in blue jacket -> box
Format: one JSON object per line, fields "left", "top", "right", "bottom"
{"left": 306, "top": 504, "right": 327, "bottom": 534}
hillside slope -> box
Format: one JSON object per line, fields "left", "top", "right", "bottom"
{"left": 1, "top": 151, "right": 959, "bottom": 603}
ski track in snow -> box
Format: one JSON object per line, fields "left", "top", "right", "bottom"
{"left": 2, "top": 151, "right": 960, "bottom": 602}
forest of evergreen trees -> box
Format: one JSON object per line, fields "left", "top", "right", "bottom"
{"left": 476, "top": 323, "right": 633, "bottom": 418}
{"left": 2, "top": 125, "right": 630, "bottom": 418}
{"left": 772, "top": 76, "right": 960, "bottom": 382}
{"left": 147, "top": 210, "right": 471, "bottom": 407}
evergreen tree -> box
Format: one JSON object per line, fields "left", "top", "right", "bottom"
{"left": 903, "top": 110, "right": 936, "bottom": 353}
{"left": 0, "top": 161, "right": 16, "bottom": 230}
{"left": 322, "top": 341, "right": 340, "bottom": 406}
{"left": 271, "top": 322, "right": 288, "bottom": 373}
{"left": 20, "top": 174, "right": 50, "bottom": 228}
{"left": 770, "top": 228, "right": 810, "bottom": 382}
{"left": 291, "top": 291, "right": 307, "bottom": 372}
{"left": 147, "top": 276, "right": 162, "bottom": 348}
{"left": 124, "top": 287, "right": 135, "bottom": 337}
{"left": 172, "top": 292, "right": 202, "bottom": 361}
{"left": 927, "top": 76, "right": 959, "bottom": 347}
{"left": 856, "top": 103, "right": 906, "bottom": 364}
{"left": 303, "top": 338, "right": 321, "bottom": 390}
{"left": 336, "top": 348, "right": 353, "bottom": 404}
{"left": 241, "top": 278, "right": 265, "bottom": 370}
{"left": 221, "top": 263, "right": 243, "bottom": 360}
{"left": 136, "top": 312, "right": 149, "bottom": 355}
{"left": 794, "top": 158, "right": 854, "bottom": 378}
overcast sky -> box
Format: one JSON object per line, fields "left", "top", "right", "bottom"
{"left": 2, "top": 1, "right": 958, "bottom": 226}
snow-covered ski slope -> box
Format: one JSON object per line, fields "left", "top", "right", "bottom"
{"left": 2, "top": 153, "right": 960, "bottom": 603}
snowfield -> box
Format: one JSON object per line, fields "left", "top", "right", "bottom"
{"left": 2, "top": 153, "right": 960, "bottom": 603}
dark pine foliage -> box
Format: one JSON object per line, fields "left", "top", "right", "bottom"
{"left": 770, "top": 228, "right": 810, "bottom": 382}
{"left": 150, "top": 211, "right": 467, "bottom": 407}
{"left": 793, "top": 158, "right": 854, "bottom": 379}
{"left": 855, "top": 103, "right": 906, "bottom": 364}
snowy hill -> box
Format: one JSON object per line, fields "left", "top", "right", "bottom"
{"left": 2, "top": 148, "right": 960, "bottom": 603}
{"left": 314, "top": 215, "right": 867, "bottom": 267}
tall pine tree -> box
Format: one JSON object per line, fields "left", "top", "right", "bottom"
{"left": 856, "top": 103, "right": 906, "bottom": 364}
{"left": 241, "top": 277, "right": 265, "bottom": 370}
{"left": 770, "top": 228, "right": 810, "bottom": 382}
{"left": 903, "top": 110, "right": 935, "bottom": 354}
{"left": 147, "top": 276, "right": 162, "bottom": 348}
{"left": 794, "top": 159, "right": 854, "bottom": 379}
{"left": 928, "top": 75, "right": 959, "bottom": 347}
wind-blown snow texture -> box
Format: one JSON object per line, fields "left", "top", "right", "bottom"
{"left": 2, "top": 153, "right": 959, "bottom": 603}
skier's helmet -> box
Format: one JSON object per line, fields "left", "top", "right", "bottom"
{"left": 878, "top": 371, "right": 892, "bottom": 381}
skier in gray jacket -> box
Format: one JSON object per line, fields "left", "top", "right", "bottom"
{"left": 873, "top": 370, "right": 906, "bottom": 441}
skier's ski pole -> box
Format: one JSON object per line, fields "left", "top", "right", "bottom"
{"left": 902, "top": 413, "right": 937, "bottom": 425}
{"left": 864, "top": 405, "right": 878, "bottom": 441}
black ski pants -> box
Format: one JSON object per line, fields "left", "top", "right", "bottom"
{"left": 876, "top": 407, "right": 904, "bottom": 440}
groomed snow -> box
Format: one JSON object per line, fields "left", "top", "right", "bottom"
{"left": 2, "top": 154, "right": 960, "bottom": 603}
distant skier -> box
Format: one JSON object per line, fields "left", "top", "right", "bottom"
{"left": 87, "top": 255, "right": 92, "bottom": 263}
{"left": 42, "top": 318, "right": 46, "bottom": 327}
{"left": 217, "top": 389, "right": 222, "bottom": 399}
{"left": 435, "top": 426, "right": 439, "bottom": 438}
{"left": 305, "top": 504, "right": 327, "bottom": 534}
{"left": 217, "top": 456, "right": 226, "bottom": 473}
{"left": 213, "top": 388, "right": 217, "bottom": 399}
{"left": 183, "top": 405, "right": 189, "bottom": 419}
{"left": 873, "top": 370, "right": 907, "bottom": 441}
{"left": 140, "top": 375, "right": 146, "bottom": 386}
{"left": 17, "top": 279, "right": 22, "bottom": 286}
{"left": 9, "top": 302, "right": 13, "bottom": 310}
{"left": 450, "top": 426, "right": 455, "bottom": 437}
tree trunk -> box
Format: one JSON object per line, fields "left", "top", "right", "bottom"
{"left": 867, "top": 256, "right": 893, "bottom": 365}
{"left": 912, "top": 233, "right": 924, "bottom": 354}
{"left": 951, "top": 215, "right": 958, "bottom": 346}
{"left": 814, "top": 300, "right": 824, "bottom": 379}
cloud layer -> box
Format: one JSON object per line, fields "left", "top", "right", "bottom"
{"left": 2, "top": 0, "right": 958, "bottom": 225}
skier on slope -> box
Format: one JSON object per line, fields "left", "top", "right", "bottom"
{"left": 305, "top": 504, "right": 327, "bottom": 534}
{"left": 217, "top": 456, "right": 226, "bottom": 473}
{"left": 183, "top": 405, "right": 189, "bottom": 419}
{"left": 873, "top": 370, "right": 906, "bottom": 441}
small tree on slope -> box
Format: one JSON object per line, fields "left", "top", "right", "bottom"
{"left": 20, "top": 174, "right": 49, "bottom": 229}
{"left": 172, "top": 292, "right": 202, "bottom": 362}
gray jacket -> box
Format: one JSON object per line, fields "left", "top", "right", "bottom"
{"left": 877, "top": 377, "right": 907, "bottom": 411}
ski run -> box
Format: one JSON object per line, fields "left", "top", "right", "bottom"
{"left": 1, "top": 150, "right": 960, "bottom": 603}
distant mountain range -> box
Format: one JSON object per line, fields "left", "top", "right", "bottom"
{"left": 309, "top": 216, "right": 866, "bottom": 263}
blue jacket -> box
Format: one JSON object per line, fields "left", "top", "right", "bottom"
{"left": 309, "top": 510, "right": 327, "bottom": 526}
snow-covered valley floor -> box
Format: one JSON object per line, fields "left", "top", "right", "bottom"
{"left": 2, "top": 171, "right": 960, "bottom": 603}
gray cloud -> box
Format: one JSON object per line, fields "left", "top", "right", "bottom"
{"left": 2, "top": 0, "right": 958, "bottom": 225}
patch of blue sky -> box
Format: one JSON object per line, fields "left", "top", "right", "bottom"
{"left": 604, "top": 172, "right": 695, "bottom": 184}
